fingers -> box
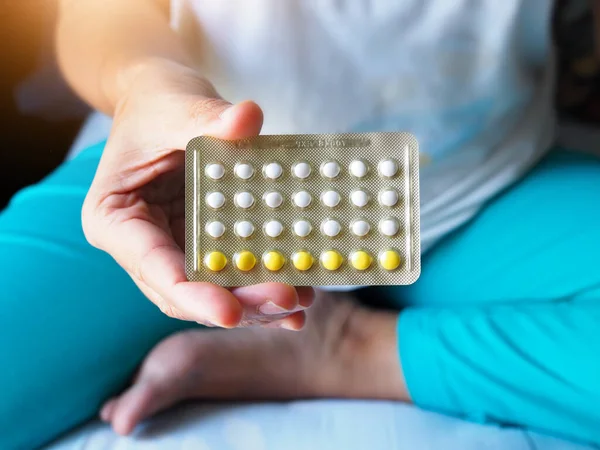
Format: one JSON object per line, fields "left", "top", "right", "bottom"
{"left": 232, "top": 285, "right": 314, "bottom": 329}
{"left": 97, "top": 214, "right": 243, "bottom": 327}
{"left": 93, "top": 211, "right": 311, "bottom": 328}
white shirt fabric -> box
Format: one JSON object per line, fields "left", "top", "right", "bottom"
{"left": 172, "top": 0, "right": 556, "bottom": 254}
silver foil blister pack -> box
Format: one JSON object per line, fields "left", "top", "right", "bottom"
{"left": 185, "top": 132, "right": 420, "bottom": 286}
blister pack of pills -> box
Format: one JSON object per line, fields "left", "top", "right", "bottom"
{"left": 185, "top": 132, "right": 420, "bottom": 287}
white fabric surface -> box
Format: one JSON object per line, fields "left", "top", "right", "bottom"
{"left": 172, "top": 0, "right": 556, "bottom": 254}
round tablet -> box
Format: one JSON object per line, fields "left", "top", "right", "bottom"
{"left": 379, "top": 250, "right": 402, "bottom": 271}
{"left": 378, "top": 159, "right": 398, "bottom": 178}
{"left": 379, "top": 218, "right": 400, "bottom": 237}
{"left": 264, "top": 220, "right": 283, "bottom": 238}
{"left": 234, "top": 192, "right": 255, "bottom": 209}
{"left": 293, "top": 191, "right": 312, "bottom": 208}
{"left": 263, "top": 191, "right": 283, "bottom": 209}
{"left": 350, "top": 220, "right": 370, "bottom": 237}
{"left": 205, "top": 163, "right": 225, "bottom": 180}
{"left": 292, "top": 162, "right": 311, "bottom": 179}
{"left": 263, "top": 251, "right": 285, "bottom": 271}
{"left": 321, "top": 190, "right": 341, "bottom": 208}
{"left": 350, "top": 190, "right": 369, "bottom": 208}
{"left": 293, "top": 220, "right": 312, "bottom": 238}
{"left": 320, "top": 250, "right": 343, "bottom": 271}
{"left": 206, "top": 191, "right": 225, "bottom": 209}
{"left": 292, "top": 251, "right": 314, "bottom": 271}
{"left": 321, "top": 219, "right": 341, "bottom": 237}
{"left": 263, "top": 162, "right": 283, "bottom": 180}
{"left": 204, "top": 251, "right": 227, "bottom": 272}
{"left": 321, "top": 161, "right": 340, "bottom": 178}
{"left": 379, "top": 188, "right": 399, "bottom": 207}
{"left": 205, "top": 221, "right": 225, "bottom": 238}
{"left": 234, "top": 251, "right": 256, "bottom": 271}
{"left": 234, "top": 163, "right": 254, "bottom": 180}
{"left": 350, "top": 251, "right": 372, "bottom": 271}
{"left": 349, "top": 160, "right": 368, "bottom": 178}
{"left": 234, "top": 221, "right": 254, "bottom": 238}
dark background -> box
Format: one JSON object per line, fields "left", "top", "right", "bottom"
{"left": 0, "top": 1, "right": 87, "bottom": 208}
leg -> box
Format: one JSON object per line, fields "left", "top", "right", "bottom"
{"left": 100, "top": 149, "right": 600, "bottom": 446}
{"left": 0, "top": 142, "right": 197, "bottom": 450}
{"left": 380, "top": 149, "right": 600, "bottom": 445}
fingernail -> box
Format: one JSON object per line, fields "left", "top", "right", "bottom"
{"left": 258, "top": 301, "right": 288, "bottom": 315}
{"left": 279, "top": 322, "right": 299, "bottom": 331}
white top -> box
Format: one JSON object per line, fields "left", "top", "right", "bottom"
{"left": 172, "top": 0, "right": 555, "bottom": 254}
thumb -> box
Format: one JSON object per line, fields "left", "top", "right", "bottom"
{"left": 183, "top": 98, "right": 264, "bottom": 145}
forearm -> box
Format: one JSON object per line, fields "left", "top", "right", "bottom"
{"left": 56, "top": 0, "right": 192, "bottom": 115}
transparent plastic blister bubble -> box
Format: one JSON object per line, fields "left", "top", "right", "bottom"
{"left": 185, "top": 132, "right": 420, "bottom": 286}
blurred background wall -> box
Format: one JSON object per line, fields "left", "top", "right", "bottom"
{"left": 0, "top": 0, "right": 88, "bottom": 208}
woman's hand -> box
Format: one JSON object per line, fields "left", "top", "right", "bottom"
{"left": 82, "top": 59, "right": 313, "bottom": 329}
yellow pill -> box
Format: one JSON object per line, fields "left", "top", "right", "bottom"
{"left": 379, "top": 250, "right": 402, "bottom": 271}
{"left": 235, "top": 251, "right": 257, "bottom": 272}
{"left": 263, "top": 251, "right": 285, "bottom": 272}
{"left": 350, "top": 250, "right": 372, "bottom": 271}
{"left": 292, "top": 251, "right": 314, "bottom": 271}
{"left": 320, "top": 250, "right": 343, "bottom": 271}
{"left": 204, "top": 251, "right": 227, "bottom": 272}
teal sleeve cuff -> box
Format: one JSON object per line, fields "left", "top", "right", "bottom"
{"left": 398, "top": 308, "right": 461, "bottom": 416}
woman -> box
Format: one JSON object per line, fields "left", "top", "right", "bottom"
{"left": 2, "top": 0, "right": 599, "bottom": 448}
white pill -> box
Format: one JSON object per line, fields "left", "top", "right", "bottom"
{"left": 379, "top": 218, "right": 400, "bottom": 236}
{"left": 234, "top": 192, "right": 255, "bottom": 209}
{"left": 205, "top": 163, "right": 225, "bottom": 180}
{"left": 205, "top": 221, "right": 225, "bottom": 238}
{"left": 351, "top": 220, "right": 370, "bottom": 237}
{"left": 378, "top": 159, "right": 398, "bottom": 178}
{"left": 264, "top": 162, "right": 283, "bottom": 179}
{"left": 321, "top": 190, "right": 341, "bottom": 208}
{"left": 349, "top": 160, "right": 368, "bottom": 178}
{"left": 293, "top": 220, "right": 312, "bottom": 237}
{"left": 379, "top": 189, "right": 399, "bottom": 207}
{"left": 350, "top": 190, "right": 369, "bottom": 207}
{"left": 206, "top": 192, "right": 225, "bottom": 209}
{"left": 234, "top": 163, "right": 254, "bottom": 180}
{"left": 235, "top": 221, "right": 254, "bottom": 238}
{"left": 322, "top": 219, "right": 341, "bottom": 237}
{"left": 264, "top": 220, "right": 283, "bottom": 238}
{"left": 292, "top": 162, "right": 311, "bottom": 179}
{"left": 321, "top": 161, "right": 340, "bottom": 178}
{"left": 293, "top": 191, "right": 312, "bottom": 208}
{"left": 263, "top": 191, "right": 283, "bottom": 208}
